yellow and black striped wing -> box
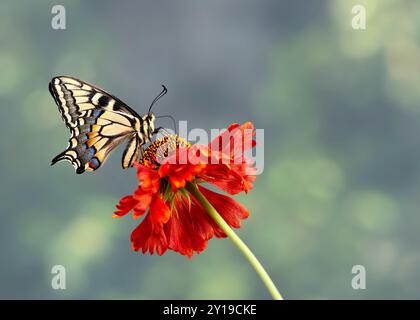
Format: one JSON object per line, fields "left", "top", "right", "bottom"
{"left": 49, "top": 76, "right": 143, "bottom": 173}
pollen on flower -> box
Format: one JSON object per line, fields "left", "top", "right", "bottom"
{"left": 139, "top": 135, "right": 190, "bottom": 167}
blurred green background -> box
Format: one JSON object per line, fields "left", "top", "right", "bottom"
{"left": 1, "top": 0, "right": 419, "bottom": 299}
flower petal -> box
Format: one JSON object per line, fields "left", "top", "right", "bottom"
{"left": 131, "top": 213, "right": 168, "bottom": 255}
{"left": 135, "top": 164, "right": 161, "bottom": 192}
{"left": 197, "top": 185, "right": 249, "bottom": 233}
{"left": 200, "top": 162, "right": 256, "bottom": 195}
{"left": 131, "top": 195, "right": 171, "bottom": 255}
{"left": 114, "top": 195, "right": 137, "bottom": 217}
{"left": 149, "top": 194, "right": 171, "bottom": 227}
{"left": 159, "top": 156, "right": 206, "bottom": 191}
{"left": 132, "top": 189, "right": 153, "bottom": 218}
{"left": 208, "top": 122, "right": 256, "bottom": 161}
{"left": 200, "top": 122, "right": 257, "bottom": 194}
{"left": 164, "top": 195, "right": 214, "bottom": 258}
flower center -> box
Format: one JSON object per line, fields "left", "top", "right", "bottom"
{"left": 139, "top": 135, "right": 190, "bottom": 167}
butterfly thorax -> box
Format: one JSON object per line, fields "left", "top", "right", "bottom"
{"left": 138, "top": 113, "right": 155, "bottom": 143}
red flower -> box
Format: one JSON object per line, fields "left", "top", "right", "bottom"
{"left": 114, "top": 122, "right": 257, "bottom": 258}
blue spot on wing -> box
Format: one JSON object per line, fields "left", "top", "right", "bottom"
{"left": 87, "top": 147, "right": 95, "bottom": 158}
{"left": 90, "top": 158, "right": 100, "bottom": 168}
{"left": 85, "top": 117, "right": 96, "bottom": 125}
{"left": 81, "top": 147, "right": 95, "bottom": 163}
{"left": 92, "top": 109, "right": 102, "bottom": 117}
{"left": 77, "top": 134, "right": 89, "bottom": 143}
{"left": 79, "top": 124, "right": 91, "bottom": 133}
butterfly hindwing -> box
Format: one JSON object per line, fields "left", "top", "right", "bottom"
{"left": 51, "top": 109, "right": 137, "bottom": 173}
{"left": 122, "top": 136, "right": 143, "bottom": 169}
{"left": 49, "top": 76, "right": 146, "bottom": 173}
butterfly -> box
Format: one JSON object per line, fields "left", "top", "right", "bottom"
{"left": 49, "top": 76, "right": 167, "bottom": 174}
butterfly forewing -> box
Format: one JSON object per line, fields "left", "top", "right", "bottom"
{"left": 49, "top": 76, "right": 146, "bottom": 173}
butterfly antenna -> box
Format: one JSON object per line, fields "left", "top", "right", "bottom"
{"left": 156, "top": 115, "right": 177, "bottom": 134}
{"left": 148, "top": 85, "right": 167, "bottom": 114}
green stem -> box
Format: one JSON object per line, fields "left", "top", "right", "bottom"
{"left": 186, "top": 182, "right": 283, "bottom": 300}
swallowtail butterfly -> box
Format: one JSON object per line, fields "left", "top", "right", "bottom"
{"left": 49, "top": 76, "right": 166, "bottom": 173}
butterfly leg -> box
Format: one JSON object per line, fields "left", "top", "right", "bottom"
{"left": 153, "top": 126, "right": 174, "bottom": 137}
{"left": 153, "top": 126, "right": 164, "bottom": 135}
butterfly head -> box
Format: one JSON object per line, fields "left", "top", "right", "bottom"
{"left": 144, "top": 113, "right": 156, "bottom": 139}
